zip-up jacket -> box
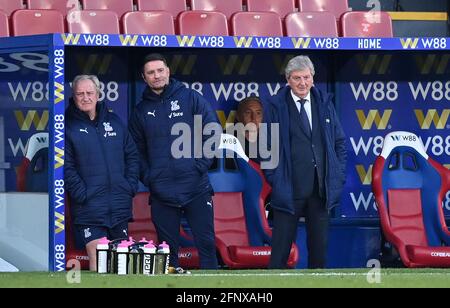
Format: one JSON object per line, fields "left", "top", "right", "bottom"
{"left": 129, "top": 78, "right": 218, "bottom": 207}
{"left": 65, "top": 101, "right": 140, "bottom": 227}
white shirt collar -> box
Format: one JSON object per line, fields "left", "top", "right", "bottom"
{"left": 290, "top": 91, "right": 311, "bottom": 104}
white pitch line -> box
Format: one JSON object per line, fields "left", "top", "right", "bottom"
{"left": 173, "top": 272, "right": 450, "bottom": 277}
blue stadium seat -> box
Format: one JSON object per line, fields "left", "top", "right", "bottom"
{"left": 17, "top": 133, "right": 48, "bottom": 192}
{"left": 372, "top": 131, "right": 450, "bottom": 267}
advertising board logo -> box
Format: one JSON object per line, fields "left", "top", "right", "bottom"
{"left": 75, "top": 54, "right": 112, "bottom": 75}
{"left": 291, "top": 38, "right": 311, "bottom": 49}
{"left": 400, "top": 38, "right": 419, "bottom": 49}
{"left": 54, "top": 146, "right": 64, "bottom": 169}
{"left": 176, "top": 35, "right": 196, "bottom": 47}
{"left": 14, "top": 110, "right": 49, "bottom": 131}
{"left": 356, "top": 109, "right": 392, "bottom": 130}
{"left": 233, "top": 37, "right": 253, "bottom": 48}
{"left": 414, "top": 109, "right": 450, "bottom": 129}
{"left": 355, "top": 54, "right": 392, "bottom": 75}
{"left": 414, "top": 54, "right": 450, "bottom": 75}
{"left": 55, "top": 211, "right": 65, "bottom": 234}
{"left": 119, "top": 35, "right": 139, "bottom": 46}
{"left": 356, "top": 165, "right": 373, "bottom": 185}
{"left": 54, "top": 82, "right": 64, "bottom": 104}
{"left": 168, "top": 55, "right": 197, "bottom": 75}
{"left": 217, "top": 55, "right": 253, "bottom": 75}
{"left": 61, "top": 33, "right": 81, "bottom": 45}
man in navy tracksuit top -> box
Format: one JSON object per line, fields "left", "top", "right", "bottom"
{"left": 129, "top": 53, "right": 219, "bottom": 269}
{"left": 65, "top": 75, "right": 139, "bottom": 271}
{"left": 264, "top": 56, "right": 347, "bottom": 269}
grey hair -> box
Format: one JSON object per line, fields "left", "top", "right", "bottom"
{"left": 285, "top": 55, "right": 315, "bottom": 79}
{"left": 72, "top": 75, "right": 101, "bottom": 95}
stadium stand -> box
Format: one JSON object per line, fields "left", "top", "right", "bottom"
{"left": 285, "top": 11, "right": 338, "bottom": 37}
{"left": 246, "top": 0, "right": 296, "bottom": 20}
{"left": 0, "top": 0, "right": 23, "bottom": 16}
{"left": 67, "top": 10, "right": 120, "bottom": 34}
{"left": 372, "top": 131, "right": 450, "bottom": 267}
{"left": 81, "top": 0, "right": 133, "bottom": 18}
{"left": 122, "top": 11, "right": 175, "bottom": 35}
{"left": 0, "top": 10, "right": 8, "bottom": 37}
{"left": 190, "top": 0, "right": 243, "bottom": 20}
{"left": 178, "top": 11, "right": 229, "bottom": 36}
{"left": 11, "top": 9, "right": 65, "bottom": 36}
{"left": 26, "top": 0, "right": 79, "bottom": 16}
{"left": 136, "top": 0, "right": 187, "bottom": 20}
{"left": 231, "top": 11, "right": 283, "bottom": 37}
{"left": 341, "top": 11, "right": 394, "bottom": 37}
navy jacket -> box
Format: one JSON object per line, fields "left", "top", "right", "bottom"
{"left": 263, "top": 86, "right": 347, "bottom": 214}
{"left": 129, "top": 78, "right": 218, "bottom": 206}
{"left": 65, "top": 101, "right": 140, "bottom": 227}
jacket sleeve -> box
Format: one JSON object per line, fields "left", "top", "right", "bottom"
{"left": 331, "top": 105, "right": 347, "bottom": 179}
{"left": 64, "top": 134, "right": 87, "bottom": 203}
{"left": 192, "top": 92, "right": 221, "bottom": 174}
{"left": 261, "top": 100, "right": 276, "bottom": 186}
{"left": 123, "top": 128, "right": 140, "bottom": 195}
{"left": 128, "top": 109, "right": 151, "bottom": 187}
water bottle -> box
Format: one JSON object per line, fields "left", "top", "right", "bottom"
{"left": 108, "top": 239, "right": 121, "bottom": 274}
{"left": 142, "top": 241, "right": 156, "bottom": 276}
{"left": 117, "top": 241, "right": 129, "bottom": 275}
{"left": 128, "top": 243, "right": 143, "bottom": 275}
{"left": 96, "top": 237, "right": 110, "bottom": 274}
{"left": 154, "top": 241, "right": 170, "bottom": 275}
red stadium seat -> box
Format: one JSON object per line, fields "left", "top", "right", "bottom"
{"left": 246, "top": 0, "right": 296, "bottom": 20}
{"left": 298, "top": 0, "right": 349, "bottom": 20}
{"left": 122, "top": 11, "right": 175, "bottom": 35}
{"left": 190, "top": 0, "right": 243, "bottom": 20}
{"left": 341, "top": 11, "right": 393, "bottom": 37}
{"left": 178, "top": 11, "right": 228, "bottom": 36}
{"left": 0, "top": 10, "right": 8, "bottom": 37}
{"left": 81, "top": 0, "right": 133, "bottom": 18}
{"left": 26, "top": 0, "right": 79, "bottom": 16}
{"left": 231, "top": 12, "right": 283, "bottom": 37}
{"left": 136, "top": 0, "right": 187, "bottom": 20}
{"left": 11, "top": 9, "right": 64, "bottom": 36}
{"left": 67, "top": 10, "right": 120, "bottom": 34}
{"left": 372, "top": 131, "right": 450, "bottom": 267}
{"left": 285, "top": 12, "right": 337, "bottom": 37}
{"left": 0, "top": 0, "right": 23, "bottom": 16}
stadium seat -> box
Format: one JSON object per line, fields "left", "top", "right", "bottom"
{"left": 208, "top": 134, "right": 298, "bottom": 269}
{"left": 0, "top": 0, "right": 23, "bottom": 16}
{"left": 178, "top": 11, "right": 228, "bottom": 36}
{"left": 11, "top": 9, "right": 65, "bottom": 36}
{"left": 372, "top": 131, "right": 450, "bottom": 267}
{"left": 0, "top": 10, "right": 8, "bottom": 37}
{"left": 122, "top": 11, "right": 175, "bottom": 35}
{"left": 16, "top": 133, "right": 48, "bottom": 192}
{"left": 26, "top": 0, "right": 79, "bottom": 16}
{"left": 285, "top": 12, "right": 337, "bottom": 37}
{"left": 298, "top": 0, "right": 349, "bottom": 21}
{"left": 190, "top": 0, "right": 243, "bottom": 20}
{"left": 81, "top": 0, "right": 133, "bottom": 18}
{"left": 246, "top": 0, "right": 296, "bottom": 20}
{"left": 67, "top": 10, "right": 120, "bottom": 34}
{"left": 341, "top": 11, "right": 394, "bottom": 37}
{"left": 231, "top": 12, "right": 283, "bottom": 37}
{"left": 136, "top": 0, "right": 187, "bottom": 20}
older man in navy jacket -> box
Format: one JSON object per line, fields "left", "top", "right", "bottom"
{"left": 264, "top": 56, "right": 347, "bottom": 269}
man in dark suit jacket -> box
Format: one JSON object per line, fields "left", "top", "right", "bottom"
{"left": 263, "top": 55, "right": 347, "bottom": 269}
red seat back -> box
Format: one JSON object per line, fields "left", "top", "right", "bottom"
{"left": 0, "top": 10, "right": 9, "bottom": 37}
{"left": 12, "top": 9, "right": 65, "bottom": 36}
{"left": 26, "top": 0, "right": 79, "bottom": 16}
{"left": 136, "top": 0, "right": 187, "bottom": 20}
{"left": 190, "top": 0, "right": 243, "bottom": 20}
{"left": 285, "top": 12, "right": 337, "bottom": 37}
{"left": 298, "top": 0, "right": 349, "bottom": 20}
{"left": 67, "top": 10, "right": 120, "bottom": 34}
{"left": 122, "top": 11, "right": 175, "bottom": 35}
{"left": 341, "top": 11, "right": 393, "bottom": 37}
{"left": 246, "top": 0, "right": 296, "bottom": 19}
{"left": 0, "top": 0, "right": 23, "bottom": 16}
{"left": 81, "top": 0, "right": 133, "bottom": 18}
{"left": 128, "top": 192, "right": 159, "bottom": 242}
{"left": 178, "top": 11, "right": 228, "bottom": 36}
{"left": 231, "top": 11, "right": 283, "bottom": 36}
